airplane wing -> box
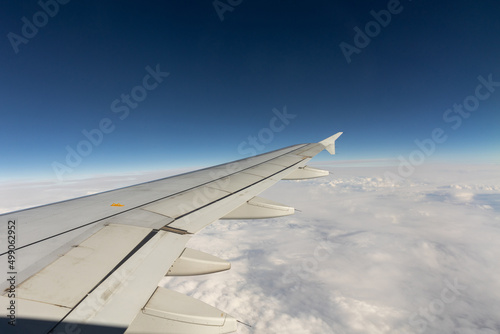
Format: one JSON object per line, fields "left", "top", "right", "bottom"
{"left": 0, "top": 132, "right": 342, "bottom": 334}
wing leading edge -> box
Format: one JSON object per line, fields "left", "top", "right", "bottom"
{"left": 0, "top": 132, "right": 342, "bottom": 334}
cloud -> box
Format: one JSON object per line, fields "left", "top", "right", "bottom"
{"left": 162, "top": 163, "right": 500, "bottom": 333}
{"left": 2, "top": 162, "right": 499, "bottom": 333}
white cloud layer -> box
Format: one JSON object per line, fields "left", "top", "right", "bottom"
{"left": 162, "top": 163, "right": 500, "bottom": 334}
{"left": 1, "top": 163, "right": 499, "bottom": 333}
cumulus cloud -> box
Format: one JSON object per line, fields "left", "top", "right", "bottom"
{"left": 1, "top": 162, "right": 499, "bottom": 333}
{"left": 162, "top": 163, "right": 500, "bottom": 333}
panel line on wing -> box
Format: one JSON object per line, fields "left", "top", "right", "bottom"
{"left": 169, "top": 159, "right": 304, "bottom": 222}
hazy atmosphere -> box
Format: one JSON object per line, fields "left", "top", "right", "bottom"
{"left": 1, "top": 1, "right": 499, "bottom": 333}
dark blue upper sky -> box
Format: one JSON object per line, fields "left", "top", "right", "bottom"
{"left": 1, "top": 0, "right": 499, "bottom": 180}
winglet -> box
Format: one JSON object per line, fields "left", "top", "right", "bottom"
{"left": 319, "top": 132, "right": 343, "bottom": 155}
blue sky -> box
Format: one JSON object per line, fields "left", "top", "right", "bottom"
{"left": 1, "top": 0, "right": 499, "bottom": 180}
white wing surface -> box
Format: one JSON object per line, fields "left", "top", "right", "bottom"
{"left": 0, "top": 133, "right": 342, "bottom": 334}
